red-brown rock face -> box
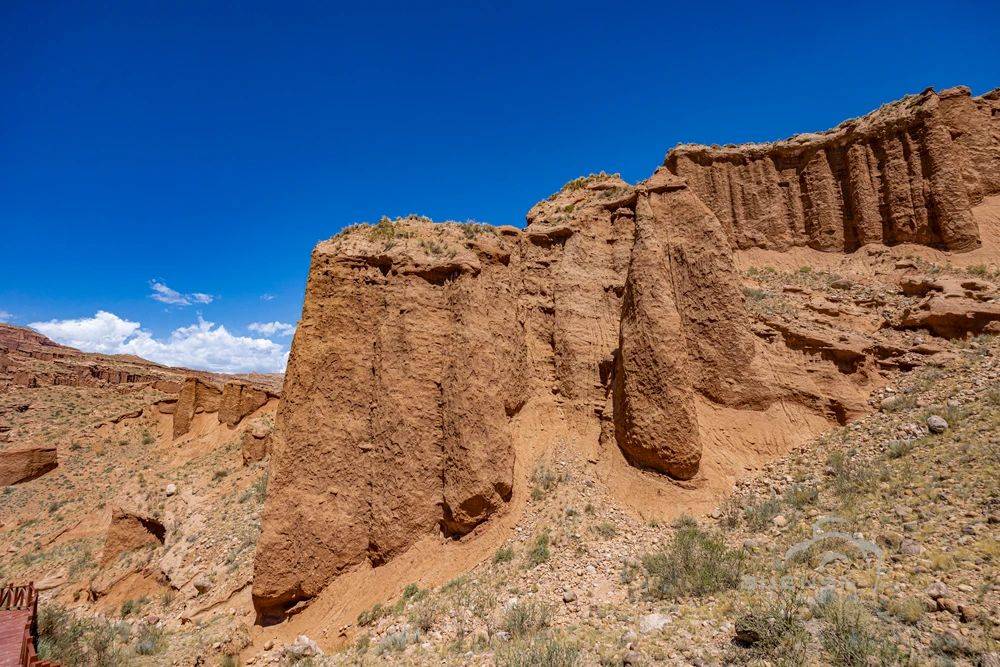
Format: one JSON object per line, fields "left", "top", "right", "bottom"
{"left": 0, "top": 323, "right": 185, "bottom": 391}
{"left": 101, "top": 505, "right": 166, "bottom": 564}
{"left": 172, "top": 377, "right": 223, "bottom": 438}
{"left": 0, "top": 446, "right": 57, "bottom": 486}
{"left": 666, "top": 87, "right": 999, "bottom": 253}
{"left": 253, "top": 221, "right": 527, "bottom": 617}
{"left": 219, "top": 381, "right": 276, "bottom": 427}
{"left": 253, "top": 86, "right": 998, "bottom": 618}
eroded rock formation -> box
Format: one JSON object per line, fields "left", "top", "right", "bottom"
{"left": 666, "top": 87, "right": 999, "bottom": 252}
{"left": 171, "top": 378, "right": 278, "bottom": 438}
{"left": 242, "top": 421, "right": 273, "bottom": 464}
{"left": 253, "top": 85, "right": 999, "bottom": 618}
{"left": 0, "top": 323, "right": 185, "bottom": 391}
{"left": 220, "top": 381, "right": 276, "bottom": 427}
{"left": 172, "top": 378, "right": 224, "bottom": 438}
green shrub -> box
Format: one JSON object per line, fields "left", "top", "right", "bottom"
{"left": 493, "top": 546, "right": 514, "bottom": 564}
{"left": 496, "top": 635, "right": 579, "bottom": 666}
{"left": 785, "top": 483, "right": 818, "bottom": 508}
{"left": 527, "top": 532, "right": 551, "bottom": 567}
{"left": 530, "top": 464, "right": 560, "bottom": 500}
{"left": 827, "top": 450, "right": 880, "bottom": 499}
{"left": 641, "top": 519, "right": 744, "bottom": 599}
{"left": 930, "top": 631, "right": 979, "bottom": 659}
{"left": 592, "top": 521, "right": 617, "bottom": 538}
{"left": 134, "top": 623, "right": 165, "bottom": 655}
{"left": 408, "top": 598, "right": 439, "bottom": 632}
{"left": 502, "top": 600, "right": 550, "bottom": 637}
{"left": 887, "top": 440, "right": 915, "bottom": 459}
{"left": 743, "top": 496, "right": 782, "bottom": 531}
{"left": 401, "top": 582, "right": 424, "bottom": 602}
{"left": 357, "top": 602, "right": 385, "bottom": 627}
{"left": 880, "top": 395, "right": 915, "bottom": 413}
{"left": 742, "top": 287, "right": 769, "bottom": 301}
{"left": 886, "top": 596, "right": 925, "bottom": 625}
{"left": 816, "top": 595, "right": 906, "bottom": 665}
{"left": 717, "top": 495, "right": 742, "bottom": 531}
{"left": 120, "top": 596, "right": 146, "bottom": 617}
{"left": 731, "top": 592, "right": 807, "bottom": 664}
{"left": 37, "top": 605, "right": 125, "bottom": 666}
{"left": 375, "top": 630, "right": 411, "bottom": 655}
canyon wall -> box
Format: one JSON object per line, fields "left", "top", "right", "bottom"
{"left": 0, "top": 323, "right": 182, "bottom": 390}
{"left": 666, "top": 86, "right": 999, "bottom": 253}
{"left": 252, "top": 86, "right": 999, "bottom": 618}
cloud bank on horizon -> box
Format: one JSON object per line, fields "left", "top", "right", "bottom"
{"left": 29, "top": 311, "right": 288, "bottom": 374}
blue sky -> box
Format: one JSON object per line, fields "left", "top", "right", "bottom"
{"left": 2, "top": 1, "right": 998, "bottom": 371}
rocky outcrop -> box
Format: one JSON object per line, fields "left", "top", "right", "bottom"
{"left": 254, "top": 219, "right": 526, "bottom": 618}
{"left": 253, "top": 85, "right": 1000, "bottom": 618}
{"left": 611, "top": 170, "right": 772, "bottom": 477}
{"left": 219, "top": 381, "right": 276, "bottom": 427}
{"left": 0, "top": 324, "right": 281, "bottom": 395}
{"left": 899, "top": 295, "right": 1000, "bottom": 338}
{"left": 254, "top": 180, "right": 783, "bottom": 616}
{"left": 101, "top": 506, "right": 166, "bottom": 564}
{"left": 0, "top": 446, "right": 57, "bottom": 485}
{"left": 169, "top": 377, "right": 277, "bottom": 438}
{"left": 172, "top": 378, "right": 223, "bottom": 438}
{"left": 242, "top": 421, "right": 273, "bottom": 464}
{"left": 666, "top": 87, "right": 999, "bottom": 252}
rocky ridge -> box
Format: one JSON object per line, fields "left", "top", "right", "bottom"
{"left": 668, "top": 86, "right": 1000, "bottom": 253}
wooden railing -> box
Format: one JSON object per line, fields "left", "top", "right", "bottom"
{"left": 0, "top": 583, "right": 36, "bottom": 611}
{"left": 0, "top": 583, "right": 56, "bottom": 666}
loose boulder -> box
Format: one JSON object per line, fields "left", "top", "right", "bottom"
{"left": 0, "top": 446, "right": 57, "bottom": 485}
{"left": 899, "top": 296, "right": 1000, "bottom": 338}
{"left": 101, "top": 506, "right": 166, "bottom": 564}
{"left": 241, "top": 421, "right": 272, "bottom": 465}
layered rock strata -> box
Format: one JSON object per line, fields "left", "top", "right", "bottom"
{"left": 170, "top": 377, "right": 277, "bottom": 438}
{"left": 666, "top": 87, "right": 999, "bottom": 252}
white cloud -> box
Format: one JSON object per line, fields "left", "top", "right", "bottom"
{"left": 29, "top": 311, "right": 287, "bottom": 373}
{"left": 260, "top": 293, "right": 275, "bottom": 301}
{"left": 149, "top": 280, "right": 215, "bottom": 306}
{"left": 190, "top": 293, "right": 214, "bottom": 304}
{"left": 0, "top": 310, "right": 12, "bottom": 322}
{"left": 30, "top": 310, "right": 142, "bottom": 354}
{"left": 248, "top": 321, "right": 296, "bottom": 337}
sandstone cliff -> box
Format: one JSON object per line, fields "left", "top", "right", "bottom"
{"left": 253, "top": 85, "right": 999, "bottom": 618}
{"left": 666, "top": 86, "right": 999, "bottom": 253}
{"left": 170, "top": 377, "right": 280, "bottom": 438}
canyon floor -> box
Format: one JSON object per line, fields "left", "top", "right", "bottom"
{"left": 1, "top": 220, "right": 998, "bottom": 665}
